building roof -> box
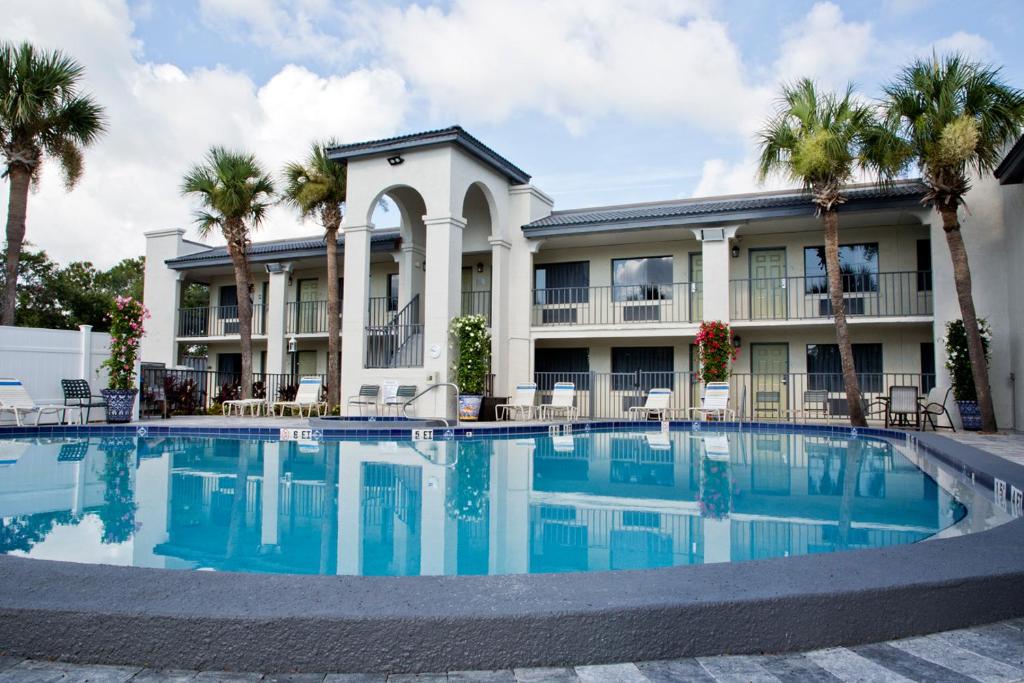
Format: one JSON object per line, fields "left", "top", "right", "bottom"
{"left": 522, "top": 180, "right": 928, "bottom": 237}
{"left": 995, "top": 135, "right": 1024, "bottom": 185}
{"left": 165, "top": 230, "right": 401, "bottom": 270}
{"left": 326, "top": 126, "right": 531, "bottom": 185}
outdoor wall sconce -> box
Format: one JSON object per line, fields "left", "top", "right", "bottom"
{"left": 731, "top": 244, "right": 740, "bottom": 258}
{"left": 476, "top": 262, "right": 484, "bottom": 273}
{"left": 387, "top": 155, "right": 404, "bottom": 166}
{"left": 287, "top": 336, "right": 297, "bottom": 354}
{"left": 733, "top": 335, "right": 742, "bottom": 349}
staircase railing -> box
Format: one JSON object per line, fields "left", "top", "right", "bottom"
{"left": 365, "top": 294, "right": 424, "bottom": 368}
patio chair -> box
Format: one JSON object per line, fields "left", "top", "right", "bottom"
{"left": 688, "top": 382, "right": 735, "bottom": 421}
{"left": 540, "top": 382, "right": 577, "bottom": 421}
{"left": 346, "top": 384, "right": 381, "bottom": 416}
{"left": 920, "top": 386, "right": 955, "bottom": 432}
{"left": 384, "top": 384, "right": 418, "bottom": 417}
{"left": 874, "top": 385, "right": 920, "bottom": 430}
{"left": 273, "top": 376, "right": 327, "bottom": 417}
{"left": 786, "top": 390, "right": 830, "bottom": 423}
{"left": 753, "top": 390, "right": 782, "bottom": 420}
{"left": 627, "top": 388, "right": 673, "bottom": 421}
{"left": 0, "top": 378, "right": 79, "bottom": 426}
{"left": 61, "top": 379, "right": 106, "bottom": 423}
{"left": 496, "top": 382, "right": 537, "bottom": 421}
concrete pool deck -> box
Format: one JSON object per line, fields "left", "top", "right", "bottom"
{"left": 0, "top": 421, "right": 1022, "bottom": 674}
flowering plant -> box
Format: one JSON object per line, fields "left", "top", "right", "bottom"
{"left": 699, "top": 456, "right": 732, "bottom": 520}
{"left": 695, "top": 320, "right": 737, "bottom": 384}
{"left": 450, "top": 314, "right": 491, "bottom": 395}
{"left": 942, "top": 318, "right": 990, "bottom": 401}
{"left": 101, "top": 296, "right": 150, "bottom": 391}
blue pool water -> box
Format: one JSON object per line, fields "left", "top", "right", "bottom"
{"left": 0, "top": 429, "right": 966, "bottom": 576}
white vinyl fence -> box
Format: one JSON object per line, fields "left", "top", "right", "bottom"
{"left": 0, "top": 325, "right": 111, "bottom": 423}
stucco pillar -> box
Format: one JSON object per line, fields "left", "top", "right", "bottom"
{"left": 141, "top": 229, "right": 191, "bottom": 367}
{"left": 488, "top": 238, "right": 511, "bottom": 396}
{"left": 692, "top": 226, "right": 739, "bottom": 323}
{"left": 78, "top": 325, "right": 93, "bottom": 379}
{"left": 265, "top": 265, "right": 291, "bottom": 376}
{"left": 398, "top": 244, "right": 425, "bottom": 312}
{"left": 340, "top": 224, "right": 373, "bottom": 407}
{"left": 260, "top": 442, "right": 281, "bottom": 550}
{"left": 423, "top": 216, "right": 465, "bottom": 418}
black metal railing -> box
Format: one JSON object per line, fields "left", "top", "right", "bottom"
{"left": 461, "top": 290, "right": 491, "bottom": 324}
{"left": 139, "top": 368, "right": 328, "bottom": 416}
{"left": 729, "top": 271, "right": 933, "bottom": 321}
{"left": 365, "top": 294, "right": 423, "bottom": 368}
{"left": 532, "top": 282, "right": 701, "bottom": 326}
{"left": 285, "top": 300, "right": 342, "bottom": 334}
{"left": 177, "top": 304, "right": 266, "bottom": 337}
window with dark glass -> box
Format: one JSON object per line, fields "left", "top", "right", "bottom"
{"left": 806, "top": 343, "right": 883, "bottom": 393}
{"left": 611, "top": 256, "right": 673, "bottom": 301}
{"left": 921, "top": 342, "right": 936, "bottom": 393}
{"left": 386, "top": 273, "right": 399, "bottom": 311}
{"left": 611, "top": 347, "right": 674, "bottom": 390}
{"left": 916, "top": 239, "right": 932, "bottom": 291}
{"left": 534, "top": 261, "right": 589, "bottom": 304}
{"left": 534, "top": 347, "right": 590, "bottom": 390}
{"left": 218, "top": 285, "right": 238, "bottom": 319}
{"left": 803, "top": 243, "right": 879, "bottom": 294}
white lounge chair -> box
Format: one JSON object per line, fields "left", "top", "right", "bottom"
{"left": 496, "top": 382, "right": 537, "bottom": 421}
{"left": 628, "top": 388, "right": 673, "bottom": 420}
{"left": 688, "top": 382, "right": 735, "bottom": 421}
{"left": 273, "top": 376, "right": 327, "bottom": 417}
{"left": 540, "top": 381, "right": 577, "bottom": 421}
{"left": 0, "top": 378, "right": 79, "bottom": 426}
{"left": 222, "top": 398, "right": 265, "bottom": 416}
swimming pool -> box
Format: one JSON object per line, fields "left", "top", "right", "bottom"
{"left": 0, "top": 426, "right": 975, "bottom": 577}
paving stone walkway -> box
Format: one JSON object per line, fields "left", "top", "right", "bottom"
{"left": 1, "top": 618, "right": 1022, "bottom": 681}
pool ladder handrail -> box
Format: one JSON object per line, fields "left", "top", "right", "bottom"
{"left": 402, "top": 382, "right": 461, "bottom": 427}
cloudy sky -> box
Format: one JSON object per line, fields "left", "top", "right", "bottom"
{"left": 3, "top": 0, "right": 1023, "bottom": 267}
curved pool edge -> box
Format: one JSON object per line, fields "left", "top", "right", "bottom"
{"left": 0, "top": 425, "right": 1022, "bottom": 673}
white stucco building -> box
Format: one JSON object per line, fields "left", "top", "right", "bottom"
{"left": 141, "top": 126, "right": 1024, "bottom": 427}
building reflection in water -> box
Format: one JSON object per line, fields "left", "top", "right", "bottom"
{"left": 0, "top": 431, "right": 971, "bottom": 576}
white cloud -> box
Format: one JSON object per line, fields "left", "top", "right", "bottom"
{"left": 772, "top": 2, "right": 875, "bottom": 91}
{"left": 929, "top": 31, "right": 995, "bottom": 61}
{"left": 0, "top": 0, "right": 408, "bottom": 267}
{"left": 690, "top": 157, "right": 794, "bottom": 198}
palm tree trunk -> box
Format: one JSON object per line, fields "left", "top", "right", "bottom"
{"left": 939, "top": 206, "right": 997, "bottom": 432}
{"left": 325, "top": 222, "right": 341, "bottom": 409}
{"left": 2, "top": 165, "right": 31, "bottom": 326}
{"left": 823, "top": 210, "right": 867, "bottom": 427}
{"left": 226, "top": 225, "right": 254, "bottom": 400}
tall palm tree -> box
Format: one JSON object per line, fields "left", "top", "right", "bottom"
{"left": 883, "top": 54, "right": 1024, "bottom": 433}
{"left": 757, "top": 79, "right": 906, "bottom": 427}
{"left": 281, "top": 140, "right": 346, "bottom": 408}
{"left": 0, "top": 41, "right": 106, "bottom": 325}
{"left": 182, "top": 147, "right": 274, "bottom": 399}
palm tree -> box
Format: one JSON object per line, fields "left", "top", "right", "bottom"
{"left": 883, "top": 54, "right": 1024, "bottom": 433}
{"left": 182, "top": 147, "right": 274, "bottom": 399}
{"left": 281, "top": 140, "right": 346, "bottom": 408}
{"left": 0, "top": 41, "right": 106, "bottom": 325}
{"left": 757, "top": 79, "right": 906, "bottom": 427}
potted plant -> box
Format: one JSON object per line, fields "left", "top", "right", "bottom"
{"left": 942, "top": 318, "right": 991, "bottom": 431}
{"left": 450, "top": 314, "right": 491, "bottom": 421}
{"left": 100, "top": 295, "right": 149, "bottom": 423}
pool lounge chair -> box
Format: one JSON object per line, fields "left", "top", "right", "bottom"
{"left": 347, "top": 384, "right": 381, "bottom": 416}
{"left": 222, "top": 398, "right": 266, "bottom": 416}
{"left": 0, "top": 378, "right": 79, "bottom": 426}
{"left": 688, "top": 382, "right": 735, "bottom": 421}
{"left": 496, "top": 382, "right": 537, "bottom": 421}
{"left": 628, "top": 388, "right": 673, "bottom": 420}
{"left": 540, "top": 382, "right": 577, "bottom": 421}
{"left": 273, "top": 376, "right": 327, "bottom": 417}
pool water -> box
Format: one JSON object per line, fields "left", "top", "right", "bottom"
{"left": 0, "top": 429, "right": 967, "bottom": 576}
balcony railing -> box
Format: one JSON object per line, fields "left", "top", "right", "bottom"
{"left": 177, "top": 305, "right": 266, "bottom": 337}
{"left": 140, "top": 368, "right": 328, "bottom": 416}
{"left": 286, "top": 300, "right": 341, "bottom": 334}
{"left": 533, "top": 370, "right": 936, "bottom": 420}
{"left": 461, "top": 290, "right": 491, "bottom": 324}
{"left": 730, "top": 271, "right": 933, "bottom": 321}
{"left": 532, "top": 282, "right": 701, "bottom": 326}
{"left": 365, "top": 294, "right": 423, "bottom": 368}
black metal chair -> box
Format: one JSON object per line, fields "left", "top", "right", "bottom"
{"left": 61, "top": 379, "right": 106, "bottom": 423}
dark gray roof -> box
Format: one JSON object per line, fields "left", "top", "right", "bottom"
{"left": 327, "top": 126, "right": 531, "bottom": 184}
{"left": 995, "top": 136, "right": 1024, "bottom": 185}
{"left": 521, "top": 181, "right": 928, "bottom": 237}
{"left": 166, "top": 230, "right": 401, "bottom": 270}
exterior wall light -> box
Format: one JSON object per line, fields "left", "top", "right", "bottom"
{"left": 733, "top": 335, "right": 742, "bottom": 349}
{"left": 288, "top": 336, "right": 298, "bottom": 354}
{"left": 476, "top": 262, "right": 484, "bottom": 273}
{"left": 387, "top": 155, "right": 404, "bottom": 166}
{"left": 731, "top": 245, "right": 740, "bottom": 258}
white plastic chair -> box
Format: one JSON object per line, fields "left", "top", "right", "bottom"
{"left": 688, "top": 382, "right": 735, "bottom": 421}
{"left": 0, "top": 378, "right": 78, "bottom": 426}
{"left": 496, "top": 382, "right": 537, "bottom": 421}
{"left": 540, "top": 382, "right": 577, "bottom": 421}
{"left": 628, "top": 388, "right": 673, "bottom": 420}
{"left": 272, "top": 377, "right": 327, "bottom": 417}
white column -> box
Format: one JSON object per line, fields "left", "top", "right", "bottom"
{"left": 341, "top": 224, "right": 373, "bottom": 407}
{"left": 691, "top": 226, "right": 739, "bottom": 322}
{"left": 423, "top": 216, "right": 465, "bottom": 418}
{"left": 261, "top": 442, "right": 282, "bottom": 550}
{"left": 265, "top": 265, "right": 291, "bottom": 376}
{"left": 398, "top": 244, "right": 426, "bottom": 311}
{"left": 140, "top": 229, "right": 192, "bottom": 367}
{"left": 488, "top": 238, "right": 511, "bottom": 396}
{"left": 337, "top": 452, "right": 362, "bottom": 575}
{"left": 78, "top": 325, "right": 93, "bottom": 379}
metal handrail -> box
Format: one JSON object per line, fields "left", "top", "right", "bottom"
{"left": 402, "top": 382, "right": 461, "bottom": 427}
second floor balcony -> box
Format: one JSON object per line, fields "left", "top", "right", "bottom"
{"left": 178, "top": 305, "right": 266, "bottom": 338}
{"left": 532, "top": 282, "right": 702, "bottom": 327}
